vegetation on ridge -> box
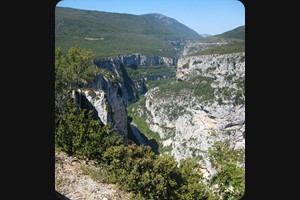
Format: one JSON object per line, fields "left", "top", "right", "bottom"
{"left": 55, "top": 7, "right": 202, "bottom": 58}
{"left": 188, "top": 42, "right": 245, "bottom": 56}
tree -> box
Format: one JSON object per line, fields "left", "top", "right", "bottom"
{"left": 63, "top": 45, "right": 98, "bottom": 88}
{"left": 55, "top": 46, "right": 101, "bottom": 114}
{"left": 55, "top": 101, "right": 121, "bottom": 159}
{"left": 150, "top": 155, "right": 181, "bottom": 199}
{"left": 209, "top": 163, "right": 245, "bottom": 200}
{"left": 208, "top": 140, "right": 245, "bottom": 199}
{"left": 177, "top": 158, "right": 208, "bottom": 200}
{"left": 102, "top": 145, "right": 182, "bottom": 199}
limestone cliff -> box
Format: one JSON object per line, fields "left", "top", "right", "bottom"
{"left": 73, "top": 53, "right": 177, "bottom": 138}
{"left": 72, "top": 74, "right": 128, "bottom": 137}
{"left": 94, "top": 53, "right": 177, "bottom": 105}
{"left": 129, "top": 52, "right": 245, "bottom": 178}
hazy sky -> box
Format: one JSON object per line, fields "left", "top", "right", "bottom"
{"left": 56, "top": 0, "right": 245, "bottom": 35}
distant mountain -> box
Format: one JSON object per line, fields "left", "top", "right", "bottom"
{"left": 184, "top": 25, "right": 245, "bottom": 56}
{"left": 140, "top": 13, "right": 201, "bottom": 40}
{"left": 214, "top": 25, "right": 245, "bottom": 41}
{"left": 55, "top": 7, "right": 202, "bottom": 58}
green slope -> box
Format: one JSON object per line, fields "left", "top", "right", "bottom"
{"left": 214, "top": 25, "right": 245, "bottom": 41}
{"left": 186, "top": 25, "right": 245, "bottom": 56}
{"left": 55, "top": 7, "right": 202, "bottom": 58}
{"left": 141, "top": 13, "right": 201, "bottom": 40}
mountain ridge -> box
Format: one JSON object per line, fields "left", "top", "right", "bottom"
{"left": 214, "top": 25, "right": 245, "bottom": 40}
{"left": 55, "top": 7, "right": 202, "bottom": 58}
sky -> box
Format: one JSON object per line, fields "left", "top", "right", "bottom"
{"left": 56, "top": 0, "right": 245, "bottom": 35}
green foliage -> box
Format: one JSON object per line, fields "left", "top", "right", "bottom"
{"left": 55, "top": 102, "right": 243, "bottom": 200}
{"left": 55, "top": 45, "right": 99, "bottom": 88}
{"left": 155, "top": 75, "right": 215, "bottom": 102}
{"left": 208, "top": 141, "right": 245, "bottom": 199}
{"left": 127, "top": 95, "right": 161, "bottom": 143}
{"left": 102, "top": 145, "right": 190, "bottom": 200}
{"left": 99, "top": 144, "right": 211, "bottom": 200}
{"left": 160, "top": 145, "right": 173, "bottom": 154}
{"left": 146, "top": 78, "right": 176, "bottom": 90}
{"left": 102, "top": 145, "right": 156, "bottom": 194}
{"left": 177, "top": 158, "right": 208, "bottom": 200}
{"left": 150, "top": 155, "right": 181, "bottom": 199}
{"left": 210, "top": 164, "right": 245, "bottom": 200}
{"left": 55, "top": 101, "right": 121, "bottom": 159}
{"left": 55, "top": 46, "right": 103, "bottom": 114}
{"left": 125, "top": 65, "right": 176, "bottom": 82}
{"left": 208, "top": 141, "right": 244, "bottom": 170}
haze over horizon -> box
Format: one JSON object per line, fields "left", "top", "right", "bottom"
{"left": 56, "top": 0, "right": 245, "bottom": 35}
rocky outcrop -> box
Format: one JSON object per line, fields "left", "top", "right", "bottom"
{"left": 132, "top": 52, "right": 245, "bottom": 178}
{"left": 72, "top": 74, "right": 128, "bottom": 137}
{"left": 93, "top": 54, "right": 177, "bottom": 73}
{"left": 81, "top": 89, "right": 110, "bottom": 124}
{"left": 177, "top": 53, "right": 245, "bottom": 82}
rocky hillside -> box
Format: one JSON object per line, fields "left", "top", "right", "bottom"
{"left": 127, "top": 51, "right": 245, "bottom": 178}
{"left": 71, "top": 53, "right": 177, "bottom": 136}
{"left": 72, "top": 73, "right": 128, "bottom": 137}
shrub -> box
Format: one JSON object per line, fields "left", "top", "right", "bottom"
{"left": 55, "top": 101, "right": 121, "bottom": 159}
{"left": 208, "top": 141, "right": 245, "bottom": 199}
{"left": 177, "top": 158, "right": 208, "bottom": 200}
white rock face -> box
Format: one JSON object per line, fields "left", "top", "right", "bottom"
{"left": 140, "top": 52, "right": 245, "bottom": 177}
{"left": 82, "top": 90, "right": 109, "bottom": 124}
{"left": 94, "top": 53, "right": 176, "bottom": 68}
{"left": 83, "top": 74, "right": 128, "bottom": 136}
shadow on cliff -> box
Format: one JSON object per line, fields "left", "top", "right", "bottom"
{"left": 55, "top": 191, "right": 70, "bottom": 200}
{"left": 141, "top": 135, "right": 159, "bottom": 155}
{"left": 127, "top": 118, "right": 159, "bottom": 154}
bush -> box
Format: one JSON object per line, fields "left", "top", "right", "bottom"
{"left": 208, "top": 141, "right": 245, "bottom": 199}
{"left": 55, "top": 101, "right": 121, "bottom": 159}
{"left": 177, "top": 158, "right": 208, "bottom": 200}
{"left": 102, "top": 145, "right": 181, "bottom": 199}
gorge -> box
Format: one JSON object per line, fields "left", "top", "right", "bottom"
{"left": 55, "top": 6, "right": 245, "bottom": 200}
